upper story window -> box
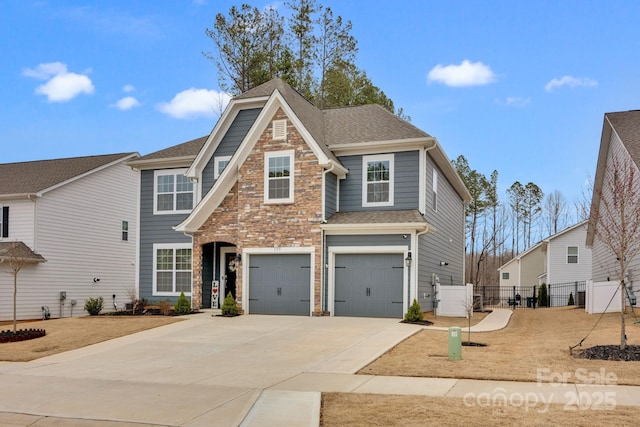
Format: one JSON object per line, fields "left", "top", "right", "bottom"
{"left": 121, "top": 221, "right": 129, "bottom": 241}
{"left": 567, "top": 246, "right": 578, "bottom": 264}
{"left": 432, "top": 168, "right": 438, "bottom": 211}
{"left": 1, "top": 206, "right": 8, "bottom": 238}
{"left": 362, "top": 154, "right": 394, "bottom": 207}
{"left": 502, "top": 272, "right": 509, "bottom": 280}
{"left": 264, "top": 150, "right": 294, "bottom": 203}
{"left": 214, "top": 156, "right": 232, "bottom": 179}
{"left": 154, "top": 169, "right": 194, "bottom": 214}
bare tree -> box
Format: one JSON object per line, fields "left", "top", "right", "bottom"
{"left": 544, "top": 190, "right": 568, "bottom": 235}
{"left": 589, "top": 156, "right": 640, "bottom": 350}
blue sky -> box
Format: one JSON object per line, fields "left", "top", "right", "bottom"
{"left": 3, "top": 0, "right": 640, "bottom": 213}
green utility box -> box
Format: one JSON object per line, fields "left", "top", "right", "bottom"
{"left": 448, "top": 326, "right": 462, "bottom": 361}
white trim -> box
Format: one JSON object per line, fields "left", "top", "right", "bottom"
{"left": 272, "top": 119, "right": 287, "bottom": 140}
{"left": 432, "top": 168, "right": 438, "bottom": 212}
{"left": 567, "top": 245, "right": 579, "bottom": 264}
{"left": 153, "top": 169, "right": 194, "bottom": 215}
{"left": 152, "top": 243, "right": 193, "bottom": 297}
{"left": 264, "top": 150, "right": 295, "bottom": 204}
{"left": 419, "top": 147, "right": 426, "bottom": 214}
{"left": 362, "top": 154, "right": 394, "bottom": 207}
{"left": 327, "top": 245, "right": 409, "bottom": 316}
{"left": 241, "top": 246, "right": 315, "bottom": 316}
{"left": 214, "top": 156, "right": 232, "bottom": 179}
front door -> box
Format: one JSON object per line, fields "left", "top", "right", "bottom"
{"left": 223, "top": 252, "right": 237, "bottom": 301}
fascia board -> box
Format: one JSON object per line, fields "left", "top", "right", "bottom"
{"left": 128, "top": 156, "right": 196, "bottom": 171}
{"left": 321, "top": 222, "right": 434, "bottom": 234}
{"left": 329, "top": 138, "right": 434, "bottom": 156}
{"left": 186, "top": 98, "right": 267, "bottom": 178}
{"left": 586, "top": 116, "right": 613, "bottom": 246}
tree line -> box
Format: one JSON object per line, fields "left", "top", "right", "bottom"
{"left": 204, "top": 1, "right": 408, "bottom": 118}
{"left": 453, "top": 155, "right": 590, "bottom": 285}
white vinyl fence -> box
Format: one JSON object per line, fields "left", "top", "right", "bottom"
{"left": 436, "top": 283, "right": 473, "bottom": 317}
{"left": 585, "top": 280, "right": 623, "bottom": 314}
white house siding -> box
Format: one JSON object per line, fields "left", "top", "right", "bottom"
{"left": 546, "top": 224, "right": 591, "bottom": 284}
{"left": 591, "top": 131, "right": 640, "bottom": 285}
{"left": 499, "top": 261, "right": 519, "bottom": 286}
{"left": 0, "top": 160, "right": 138, "bottom": 321}
{"left": 520, "top": 247, "right": 545, "bottom": 286}
{"left": 0, "top": 199, "right": 35, "bottom": 247}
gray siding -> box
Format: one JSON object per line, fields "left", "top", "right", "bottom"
{"left": 202, "top": 108, "right": 262, "bottom": 195}
{"left": 338, "top": 151, "right": 420, "bottom": 211}
{"left": 139, "top": 169, "right": 192, "bottom": 302}
{"left": 325, "top": 172, "right": 337, "bottom": 218}
{"left": 418, "top": 153, "right": 466, "bottom": 311}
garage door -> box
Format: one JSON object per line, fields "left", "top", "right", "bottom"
{"left": 248, "top": 254, "right": 311, "bottom": 315}
{"left": 334, "top": 254, "right": 404, "bottom": 318}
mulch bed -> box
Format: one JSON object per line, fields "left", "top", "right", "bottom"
{"left": 578, "top": 345, "right": 640, "bottom": 361}
{"left": 0, "top": 328, "right": 46, "bottom": 343}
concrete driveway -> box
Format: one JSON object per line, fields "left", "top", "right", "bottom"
{"left": 0, "top": 312, "right": 420, "bottom": 426}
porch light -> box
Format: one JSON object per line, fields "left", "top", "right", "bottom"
{"left": 405, "top": 252, "right": 412, "bottom": 267}
{"left": 235, "top": 253, "right": 242, "bottom": 263}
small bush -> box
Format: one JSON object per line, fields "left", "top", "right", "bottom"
{"left": 538, "top": 283, "right": 549, "bottom": 307}
{"left": 174, "top": 292, "right": 192, "bottom": 315}
{"left": 221, "top": 292, "right": 239, "bottom": 316}
{"left": 405, "top": 299, "right": 423, "bottom": 322}
{"left": 157, "top": 299, "right": 172, "bottom": 316}
{"left": 568, "top": 292, "right": 575, "bottom": 306}
{"left": 84, "top": 297, "right": 104, "bottom": 316}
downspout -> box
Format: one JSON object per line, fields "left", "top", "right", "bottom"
{"left": 419, "top": 139, "right": 437, "bottom": 309}
{"left": 28, "top": 194, "right": 37, "bottom": 250}
{"left": 321, "top": 161, "right": 338, "bottom": 314}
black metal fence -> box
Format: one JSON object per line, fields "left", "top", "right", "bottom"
{"left": 474, "top": 281, "right": 586, "bottom": 309}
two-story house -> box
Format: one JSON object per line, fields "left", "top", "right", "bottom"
{"left": 0, "top": 153, "right": 139, "bottom": 320}
{"left": 130, "top": 79, "right": 470, "bottom": 318}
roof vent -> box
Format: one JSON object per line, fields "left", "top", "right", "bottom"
{"left": 272, "top": 119, "right": 287, "bottom": 141}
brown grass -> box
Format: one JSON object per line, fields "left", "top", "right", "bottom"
{"left": 0, "top": 316, "right": 181, "bottom": 362}
{"left": 321, "top": 393, "right": 640, "bottom": 426}
{"left": 359, "top": 307, "right": 640, "bottom": 385}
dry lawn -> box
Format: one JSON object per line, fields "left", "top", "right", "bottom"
{"left": 0, "top": 316, "right": 181, "bottom": 361}
{"left": 321, "top": 393, "right": 640, "bottom": 427}
{"left": 360, "top": 306, "right": 640, "bottom": 385}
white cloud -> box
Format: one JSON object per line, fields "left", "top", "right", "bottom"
{"left": 23, "top": 62, "right": 94, "bottom": 102}
{"left": 545, "top": 75, "right": 598, "bottom": 92}
{"left": 156, "top": 88, "right": 231, "bottom": 119}
{"left": 427, "top": 60, "right": 496, "bottom": 87}
{"left": 123, "top": 84, "right": 135, "bottom": 93}
{"left": 112, "top": 96, "right": 141, "bottom": 111}
{"left": 497, "top": 96, "right": 530, "bottom": 107}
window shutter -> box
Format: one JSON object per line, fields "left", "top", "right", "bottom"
{"left": 272, "top": 120, "right": 287, "bottom": 140}
{"left": 2, "top": 206, "right": 8, "bottom": 238}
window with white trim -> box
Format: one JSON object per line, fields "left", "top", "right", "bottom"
{"left": 432, "top": 168, "right": 438, "bottom": 211}
{"left": 154, "top": 169, "right": 193, "bottom": 214}
{"left": 502, "top": 272, "right": 509, "bottom": 280}
{"left": 362, "top": 154, "right": 394, "bottom": 207}
{"left": 153, "top": 243, "right": 192, "bottom": 295}
{"left": 567, "top": 246, "right": 578, "bottom": 264}
{"left": 265, "top": 150, "right": 294, "bottom": 203}
{"left": 214, "top": 156, "right": 231, "bottom": 179}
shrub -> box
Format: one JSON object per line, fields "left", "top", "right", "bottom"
{"left": 538, "top": 283, "right": 548, "bottom": 307}
{"left": 157, "top": 299, "right": 172, "bottom": 316}
{"left": 221, "top": 292, "right": 239, "bottom": 316}
{"left": 405, "top": 299, "right": 423, "bottom": 322}
{"left": 174, "top": 292, "right": 192, "bottom": 315}
{"left": 568, "top": 292, "right": 575, "bottom": 306}
{"left": 84, "top": 297, "right": 104, "bottom": 316}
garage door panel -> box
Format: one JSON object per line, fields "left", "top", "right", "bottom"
{"left": 249, "top": 254, "right": 311, "bottom": 316}
{"left": 335, "top": 253, "right": 404, "bottom": 318}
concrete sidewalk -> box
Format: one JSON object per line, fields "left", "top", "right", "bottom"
{"left": 422, "top": 308, "right": 512, "bottom": 332}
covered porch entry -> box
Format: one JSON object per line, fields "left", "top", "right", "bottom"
{"left": 201, "top": 242, "right": 238, "bottom": 309}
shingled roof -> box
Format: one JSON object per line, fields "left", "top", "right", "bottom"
{"left": 0, "top": 153, "right": 137, "bottom": 196}
{"left": 0, "top": 241, "right": 46, "bottom": 263}
{"left": 606, "top": 111, "right": 640, "bottom": 168}
{"left": 133, "top": 136, "right": 208, "bottom": 162}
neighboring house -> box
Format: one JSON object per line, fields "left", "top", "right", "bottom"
{"left": 0, "top": 153, "right": 139, "bottom": 320}
{"left": 587, "top": 110, "right": 640, "bottom": 293}
{"left": 130, "top": 78, "right": 470, "bottom": 318}
{"left": 499, "top": 221, "right": 592, "bottom": 287}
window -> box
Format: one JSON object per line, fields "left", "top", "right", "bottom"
{"left": 121, "top": 221, "right": 129, "bottom": 241}
{"left": 214, "top": 156, "right": 231, "bottom": 179}
{"left": 153, "top": 244, "right": 192, "bottom": 295}
{"left": 272, "top": 119, "right": 287, "bottom": 140}
{"left": 265, "top": 151, "right": 294, "bottom": 203}
{"left": 567, "top": 246, "right": 578, "bottom": 264}
{"left": 502, "top": 272, "right": 509, "bottom": 280}
{"left": 432, "top": 169, "right": 438, "bottom": 211}
{"left": 362, "top": 154, "right": 394, "bottom": 207}
{"left": 154, "top": 169, "right": 194, "bottom": 214}
{"left": 1, "top": 206, "right": 7, "bottom": 238}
